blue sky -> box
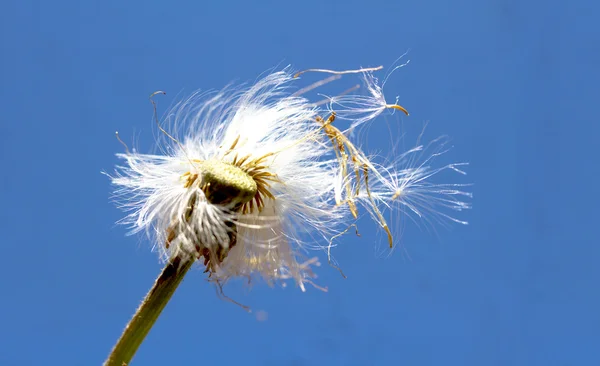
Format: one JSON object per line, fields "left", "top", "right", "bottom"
{"left": 1, "top": 1, "right": 599, "bottom": 365}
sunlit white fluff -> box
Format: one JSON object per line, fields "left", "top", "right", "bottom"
{"left": 109, "top": 70, "right": 347, "bottom": 290}
{"left": 107, "top": 64, "right": 471, "bottom": 292}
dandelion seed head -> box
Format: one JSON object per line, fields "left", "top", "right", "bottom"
{"left": 108, "top": 70, "right": 343, "bottom": 289}
{"left": 106, "top": 63, "right": 471, "bottom": 295}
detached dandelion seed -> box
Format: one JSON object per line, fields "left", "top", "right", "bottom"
{"left": 377, "top": 132, "right": 473, "bottom": 230}
{"left": 327, "top": 65, "right": 410, "bottom": 130}
{"left": 103, "top": 62, "right": 471, "bottom": 365}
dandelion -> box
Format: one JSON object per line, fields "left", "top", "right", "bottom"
{"left": 103, "top": 63, "right": 470, "bottom": 365}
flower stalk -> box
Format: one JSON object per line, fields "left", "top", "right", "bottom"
{"left": 104, "top": 255, "right": 193, "bottom": 366}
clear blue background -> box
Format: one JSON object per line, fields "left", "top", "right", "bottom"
{"left": 1, "top": 1, "right": 598, "bottom": 365}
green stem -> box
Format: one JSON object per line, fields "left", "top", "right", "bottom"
{"left": 104, "top": 255, "right": 193, "bottom": 366}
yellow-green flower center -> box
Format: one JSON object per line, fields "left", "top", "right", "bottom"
{"left": 197, "top": 160, "right": 258, "bottom": 207}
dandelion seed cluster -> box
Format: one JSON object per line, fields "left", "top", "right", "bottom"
{"left": 107, "top": 65, "right": 471, "bottom": 292}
